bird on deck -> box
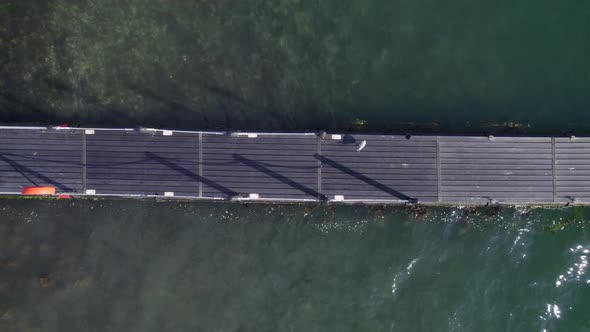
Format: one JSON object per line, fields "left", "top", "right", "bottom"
{"left": 356, "top": 140, "right": 367, "bottom": 152}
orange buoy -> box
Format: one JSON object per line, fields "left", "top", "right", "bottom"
{"left": 21, "top": 186, "right": 56, "bottom": 196}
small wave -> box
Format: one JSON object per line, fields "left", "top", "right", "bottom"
{"left": 555, "top": 244, "right": 590, "bottom": 287}
{"left": 391, "top": 258, "right": 419, "bottom": 296}
{"left": 539, "top": 243, "right": 590, "bottom": 329}
{"left": 312, "top": 219, "right": 369, "bottom": 234}
{"left": 540, "top": 303, "right": 562, "bottom": 320}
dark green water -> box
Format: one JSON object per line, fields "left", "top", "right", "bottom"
{"left": 2, "top": 1, "right": 590, "bottom": 134}
{"left": 3, "top": 1, "right": 590, "bottom": 331}
{"left": 1, "top": 200, "right": 590, "bottom": 331}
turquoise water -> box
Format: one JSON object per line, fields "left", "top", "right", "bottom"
{"left": 3, "top": 1, "right": 590, "bottom": 331}
{"left": 1, "top": 199, "right": 589, "bottom": 331}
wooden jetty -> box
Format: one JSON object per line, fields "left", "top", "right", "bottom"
{"left": 0, "top": 126, "right": 588, "bottom": 205}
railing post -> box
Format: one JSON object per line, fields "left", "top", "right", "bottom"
{"left": 198, "top": 132, "right": 203, "bottom": 198}
{"left": 82, "top": 130, "right": 87, "bottom": 193}
{"left": 317, "top": 134, "right": 323, "bottom": 201}
{"left": 436, "top": 136, "right": 441, "bottom": 203}
{"left": 552, "top": 137, "right": 556, "bottom": 203}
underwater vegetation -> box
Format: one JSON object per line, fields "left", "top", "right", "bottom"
{"left": 2, "top": 0, "right": 590, "bottom": 133}
{"left": 546, "top": 206, "right": 590, "bottom": 233}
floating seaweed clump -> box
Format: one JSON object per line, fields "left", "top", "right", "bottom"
{"left": 547, "top": 206, "right": 586, "bottom": 233}
{"left": 404, "top": 204, "right": 429, "bottom": 220}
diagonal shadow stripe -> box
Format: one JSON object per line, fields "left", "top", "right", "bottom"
{"left": 0, "top": 154, "right": 73, "bottom": 191}
{"left": 314, "top": 154, "right": 411, "bottom": 201}
{"left": 233, "top": 154, "right": 326, "bottom": 201}
{"left": 145, "top": 152, "right": 237, "bottom": 197}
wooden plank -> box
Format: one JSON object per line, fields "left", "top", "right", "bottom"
{"left": 441, "top": 159, "right": 551, "bottom": 165}
{"left": 316, "top": 136, "right": 322, "bottom": 199}
{"left": 443, "top": 188, "right": 553, "bottom": 193}
{"left": 0, "top": 145, "right": 85, "bottom": 151}
{"left": 86, "top": 131, "right": 199, "bottom": 195}
{"left": 202, "top": 154, "right": 319, "bottom": 163}
{"left": 440, "top": 135, "right": 553, "bottom": 203}
{"left": 0, "top": 130, "right": 84, "bottom": 193}
{"left": 555, "top": 159, "right": 590, "bottom": 165}
{"left": 321, "top": 190, "right": 438, "bottom": 198}
{"left": 83, "top": 131, "right": 87, "bottom": 192}
{"left": 321, "top": 135, "right": 438, "bottom": 203}
{"left": 87, "top": 189, "right": 198, "bottom": 196}
{"left": 0, "top": 156, "right": 83, "bottom": 164}
{"left": 324, "top": 142, "right": 437, "bottom": 148}
{"left": 436, "top": 136, "right": 441, "bottom": 202}
{"left": 442, "top": 169, "right": 552, "bottom": 175}
{"left": 441, "top": 180, "right": 551, "bottom": 186}
{"left": 86, "top": 153, "right": 197, "bottom": 162}
{"left": 322, "top": 173, "right": 439, "bottom": 181}
{"left": 5, "top": 127, "right": 590, "bottom": 204}
{"left": 442, "top": 175, "right": 551, "bottom": 181}
{"left": 201, "top": 187, "right": 318, "bottom": 197}
{"left": 0, "top": 179, "right": 83, "bottom": 185}
{"left": 200, "top": 183, "right": 319, "bottom": 192}
{"left": 441, "top": 193, "right": 552, "bottom": 199}
{"left": 202, "top": 134, "right": 320, "bottom": 200}
{"left": 441, "top": 153, "right": 552, "bottom": 159}
{"left": 198, "top": 133, "right": 203, "bottom": 197}
{"left": 442, "top": 164, "right": 552, "bottom": 171}
{"left": 205, "top": 137, "right": 318, "bottom": 145}
{"left": 442, "top": 198, "right": 553, "bottom": 203}
{"left": 556, "top": 155, "right": 590, "bottom": 160}
{"left": 440, "top": 136, "right": 551, "bottom": 143}
{"left": 87, "top": 173, "right": 202, "bottom": 181}
{"left": 438, "top": 147, "right": 550, "bottom": 153}
{"left": 440, "top": 142, "right": 550, "bottom": 149}
{"left": 86, "top": 145, "right": 199, "bottom": 153}
{"left": 326, "top": 148, "right": 436, "bottom": 157}
{"left": 323, "top": 178, "right": 437, "bottom": 186}
{"left": 555, "top": 187, "right": 590, "bottom": 192}
{"left": 552, "top": 137, "right": 557, "bottom": 202}
{"left": 322, "top": 162, "right": 436, "bottom": 169}
{"left": 0, "top": 166, "right": 82, "bottom": 173}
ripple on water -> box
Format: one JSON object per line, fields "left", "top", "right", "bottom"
{"left": 391, "top": 257, "right": 419, "bottom": 297}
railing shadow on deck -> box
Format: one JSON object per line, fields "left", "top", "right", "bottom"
{"left": 314, "top": 154, "right": 412, "bottom": 201}
{"left": 0, "top": 154, "right": 73, "bottom": 191}
{"left": 145, "top": 152, "right": 238, "bottom": 198}
{"left": 233, "top": 154, "right": 327, "bottom": 201}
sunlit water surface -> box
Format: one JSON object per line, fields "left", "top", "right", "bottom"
{"left": 0, "top": 199, "right": 589, "bottom": 331}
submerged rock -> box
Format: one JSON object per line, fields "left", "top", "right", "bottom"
{"left": 1, "top": 309, "right": 15, "bottom": 321}
{"left": 39, "top": 275, "right": 51, "bottom": 288}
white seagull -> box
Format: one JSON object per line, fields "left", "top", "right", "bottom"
{"left": 356, "top": 140, "right": 367, "bottom": 152}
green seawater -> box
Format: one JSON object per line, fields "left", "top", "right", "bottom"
{"left": 1, "top": 200, "right": 590, "bottom": 331}
{"left": 3, "top": 1, "right": 590, "bottom": 331}
{"left": 2, "top": 0, "right": 590, "bottom": 134}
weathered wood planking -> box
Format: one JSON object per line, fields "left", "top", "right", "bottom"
{"left": 1, "top": 127, "right": 589, "bottom": 205}
{"left": 439, "top": 136, "right": 553, "bottom": 204}
{"left": 86, "top": 130, "right": 200, "bottom": 197}
{"left": 0, "top": 129, "right": 83, "bottom": 193}
{"left": 201, "top": 134, "right": 319, "bottom": 201}
{"left": 321, "top": 134, "right": 438, "bottom": 202}
{"left": 555, "top": 137, "right": 590, "bottom": 203}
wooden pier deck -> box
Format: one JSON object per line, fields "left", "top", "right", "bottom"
{"left": 0, "top": 126, "right": 588, "bottom": 205}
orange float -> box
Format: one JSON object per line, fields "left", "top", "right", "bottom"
{"left": 21, "top": 186, "right": 56, "bottom": 196}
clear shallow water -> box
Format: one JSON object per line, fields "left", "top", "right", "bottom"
{"left": 1, "top": 199, "right": 589, "bottom": 331}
